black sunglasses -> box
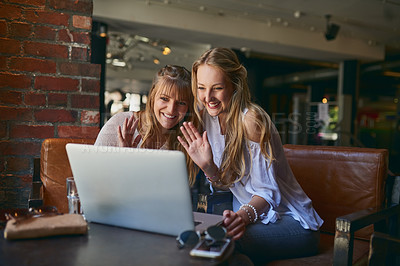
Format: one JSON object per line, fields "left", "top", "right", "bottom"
{"left": 176, "top": 225, "right": 227, "bottom": 249}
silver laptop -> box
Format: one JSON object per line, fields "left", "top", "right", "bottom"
{"left": 65, "top": 143, "right": 223, "bottom": 236}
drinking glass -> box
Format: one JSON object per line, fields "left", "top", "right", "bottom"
{"left": 66, "top": 177, "right": 82, "bottom": 214}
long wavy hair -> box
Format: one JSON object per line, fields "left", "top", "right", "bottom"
{"left": 138, "top": 65, "right": 199, "bottom": 186}
{"left": 192, "top": 48, "right": 274, "bottom": 187}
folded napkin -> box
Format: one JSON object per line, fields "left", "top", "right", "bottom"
{"left": 4, "top": 213, "right": 88, "bottom": 240}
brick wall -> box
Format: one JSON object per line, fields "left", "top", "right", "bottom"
{"left": 0, "top": 0, "right": 100, "bottom": 209}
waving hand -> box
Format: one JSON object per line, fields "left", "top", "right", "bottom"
{"left": 118, "top": 114, "right": 142, "bottom": 147}
{"left": 178, "top": 122, "right": 216, "bottom": 174}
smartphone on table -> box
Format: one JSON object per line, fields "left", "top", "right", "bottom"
{"left": 189, "top": 238, "right": 231, "bottom": 259}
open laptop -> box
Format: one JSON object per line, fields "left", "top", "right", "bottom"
{"left": 65, "top": 143, "right": 223, "bottom": 236}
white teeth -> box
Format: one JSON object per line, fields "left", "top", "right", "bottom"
{"left": 208, "top": 102, "right": 219, "bottom": 107}
{"left": 163, "top": 113, "right": 175, "bottom": 119}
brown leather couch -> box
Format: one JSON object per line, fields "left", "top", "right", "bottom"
{"left": 32, "top": 138, "right": 95, "bottom": 213}
{"left": 269, "top": 144, "right": 394, "bottom": 265}
{"left": 29, "top": 139, "right": 399, "bottom": 265}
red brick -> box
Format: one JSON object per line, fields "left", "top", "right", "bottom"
{"left": 72, "top": 15, "right": 91, "bottom": 30}
{"left": 57, "top": 28, "right": 73, "bottom": 43}
{"left": 0, "top": 38, "right": 21, "bottom": 54}
{"left": 72, "top": 31, "right": 90, "bottom": 45}
{"left": 0, "top": 20, "right": 7, "bottom": 36}
{"left": 9, "top": 0, "right": 46, "bottom": 6}
{"left": 0, "top": 3, "right": 22, "bottom": 20}
{"left": 24, "top": 10, "right": 69, "bottom": 26}
{"left": 9, "top": 22, "right": 32, "bottom": 38}
{"left": 0, "top": 56, "right": 7, "bottom": 70}
{"left": 34, "top": 25, "right": 57, "bottom": 41}
{"left": 34, "top": 109, "right": 77, "bottom": 122}
{"left": 88, "top": 48, "right": 92, "bottom": 61}
{"left": 24, "top": 91, "right": 46, "bottom": 106}
{"left": 58, "top": 29, "right": 90, "bottom": 45}
{"left": 81, "top": 110, "right": 100, "bottom": 124}
{"left": 35, "top": 76, "right": 79, "bottom": 91}
{"left": 48, "top": 93, "right": 67, "bottom": 106}
{"left": 49, "top": 0, "right": 93, "bottom": 14}
{"left": 0, "top": 121, "right": 7, "bottom": 138}
{"left": 0, "top": 173, "right": 30, "bottom": 189}
{"left": 82, "top": 78, "right": 100, "bottom": 93}
{"left": 0, "top": 73, "right": 32, "bottom": 89}
{"left": 0, "top": 90, "right": 23, "bottom": 105}
{"left": 10, "top": 124, "right": 54, "bottom": 139}
{"left": 71, "top": 47, "right": 88, "bottom": 61}
{"left": 58, "top": 125, "right": 99, "bottom": 139}
{"left": 71, "top": 94, "right": 99, "bottom": 109}
{"left": 24, "top": 41, "right": 68, "bottom": 59}
{"left": 9, "top": 57, "right": 56, "bottom": 74}
{"left": 0, "top": 106, "right": 33, "bottom": 121}
{"left": 0, "top": 140, "right": 41, "bottom": 156}
{"left": 59, "top": 62, "right": 100, "bottom": 77}
{"left": 6, "top": 157, "right": 30, "bottom": 172}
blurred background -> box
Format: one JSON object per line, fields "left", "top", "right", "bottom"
{"left": 92, "top": 0, "right": 400, "bottom": 173}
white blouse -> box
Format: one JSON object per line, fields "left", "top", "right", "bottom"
{"left": 204, "top": 111, "right": 324, "bottom": 231}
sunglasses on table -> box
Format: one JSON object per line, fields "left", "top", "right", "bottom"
{"left": 176, "top": 225, "right": 228, "bottom": 249}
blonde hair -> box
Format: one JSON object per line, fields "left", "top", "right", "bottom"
{"left": 138, "top": 65, "right": 199, "bottom": 186}
{"left": 192, "top": 48, "right": 274, "bottom": 187}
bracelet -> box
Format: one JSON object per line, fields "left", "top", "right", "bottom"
{"left": 239, "top": 203, "right": 258, "bottom": 223}
{"left": 204, "top": 169, "right": 220, "bottom": 183}
{"left": 239, "top": 206, "right": 253, "bottom": 223}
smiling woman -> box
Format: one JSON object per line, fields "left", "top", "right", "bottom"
{"left": 94, "top": 65, "right": 200, "bottom": 186}
{"left": 178, "top": 48, "right": 323, "bottom": 263}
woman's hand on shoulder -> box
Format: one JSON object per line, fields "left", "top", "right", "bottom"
{"left": 118, "top": 113, "right": 142, "bottom": 147}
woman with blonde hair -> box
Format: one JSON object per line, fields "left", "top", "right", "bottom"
{"left": 179, "top": 48, "right": 323, "bottom": 263}
{"left": 95, "top": 65, "right": 199, "bottom": 185}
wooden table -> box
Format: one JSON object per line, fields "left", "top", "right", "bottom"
{"left": 0, "top": 216, "right": 233, "bottom": 266}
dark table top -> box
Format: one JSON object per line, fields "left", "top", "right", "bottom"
{"left": 0, "top": 218, "right": 233, "bottom": 266}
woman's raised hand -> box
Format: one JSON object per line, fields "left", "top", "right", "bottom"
{"left": 118, "top": 115, "right": 142, "bottom": 147}
{"left": 178, "top": 122, "right": 214, "bottom": 172}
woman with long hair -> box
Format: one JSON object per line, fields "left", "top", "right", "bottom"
{"left": 95, "top": 65, "right": 199, "bottom": 185}
{"left": 179, "top": 48, "right": 323, "bottom": 263}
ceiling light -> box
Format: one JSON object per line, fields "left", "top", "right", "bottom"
{"left": 134, "top": 35, "right": 150, "bottom": 43}
{"left": 162, "top": 46, "right": 171, "bottom": 55}
{"left": 325, "top": 15, "right": 340, "bottom": 41}
{"left": 99, "top": 24, "right": 107, "bottom": 38}
{"left": 153, "top": 57, "right": 160, "bottom": 65}
{"left": 294, "top": 11, "right": 302, "bottom": 18}
{"left": 112, "top": 59, "right": 126, "bottom": 67}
